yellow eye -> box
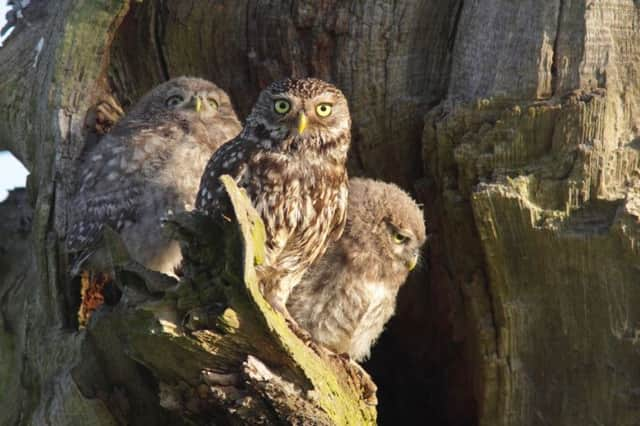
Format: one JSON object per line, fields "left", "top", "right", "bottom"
{"left": 207, "top": 98, "right": 219, "bottom": 110}
{"left": 393, "top": 231, "right": 409, "bottom": 245}
{"left": 165, "top": 95, "right": 184, "bottom": 108}
{"left": 316, "top": 103, "right": 332, "bottom": 117}
{"left": 274, "top": 99, "right": 291, "bottom": 114}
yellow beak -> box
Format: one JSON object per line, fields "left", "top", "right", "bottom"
{"left": 407, "top": 254, "right": 418, "bottom": 271}
{"left": 194, "top": 96, "right": 202, "bottom": 113}
{"left": 297, "top": 111, "right": 308, "bottom": 135}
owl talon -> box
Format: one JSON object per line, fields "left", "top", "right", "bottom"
{"left": 89, "top": 95, "right": 125, "bottom": 136}
{"left": 273, "top": 303, "right": 313, "bottom": 342}
{"left": 343, "top": 357, "right": 378, "bottom": 405}
{"left": 337, "top": 352, "right": 351, "bottom": 362}
{"left": 285, "top": 318, "right": 313, "bottom": 343}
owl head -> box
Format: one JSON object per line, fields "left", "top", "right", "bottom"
{"left": 127, "top": 76, "right": 239, "bottom": 127}
{"left": 345, "top": 178, "right": 427, "bottom": 282}
{"left": 246, "top": 78, "right": 351, "bottom": 151}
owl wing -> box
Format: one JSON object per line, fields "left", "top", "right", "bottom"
{"left": 196, "top": 134, "right": 254, "bottom": 214}
{"left": 196, "top": 133, "right": 298, "bottom": 269}
{"left": 327, "top": 178, "right": 349, "bottom": 243}
{"left": 66, "top": 132, "right": 148, "bottom": 260}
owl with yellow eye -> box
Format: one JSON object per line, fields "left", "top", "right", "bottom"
{"left": 196, "top": 78, "right": 351, "bottom": 326}
{"left": 287, "top": 178, "right": 427, "bottom": 361}
{"left": 67, "top": 77, "right": 241, "bottom": 277}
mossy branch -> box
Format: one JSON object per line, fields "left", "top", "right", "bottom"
{"left": 88, "top": 175, "right": 377, "bottom": 425}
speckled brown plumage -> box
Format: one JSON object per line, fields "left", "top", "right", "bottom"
{"left": 67, "top": 77, "right": 241, "bottom": 276}
{"left": 287, "top": 178, "right": 427, "bottom": 361}
{"left": 196, "top": 78, "right": 351, "bottom": 317}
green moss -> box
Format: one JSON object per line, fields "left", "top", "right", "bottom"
{"left": 220, "top": 175, "right": 377, "bottom": 425}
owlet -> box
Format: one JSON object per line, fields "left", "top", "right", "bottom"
{"left": 196, "top": 78, "right": 351, "bottom": 318}
{"left": 67, "top": 77, "right": 241, "bottom": 276}
{"left": 287, "top": 178, "right": 427, "bottom": 361}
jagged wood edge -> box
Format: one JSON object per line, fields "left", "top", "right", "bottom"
{"left": 218, "top": 174, "right": 377, "bottom": 424}
{"left": 87, "top": 175, "right": 377, "bottom": 425}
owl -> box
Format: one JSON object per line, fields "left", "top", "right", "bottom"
{"left": 287, "top": 178, "right": 427, "bottom": 362}
{"left": 67, "top": 77, "right": 242, "bottom": 276}
{"left": 196, "top": 78, "right": 351, "bottom": 319}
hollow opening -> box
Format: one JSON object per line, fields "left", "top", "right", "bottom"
{"left": 0, "top": 3, "right": 16, "bottom": 46}
{"left": 101, "top": 3, "right": 479, "bottom": 423}
{"left": 0, "top": 151, "right": 29, "bottom": 203}
{"left": 363, "top": 189, "right": 479, "bottom": 426}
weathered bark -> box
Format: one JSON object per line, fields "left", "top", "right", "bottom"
{"left": 419, "top": 2, "right": 640, "bottom": 425}
{"left": 2, "top": 0, "right": 640, "bottom": 425}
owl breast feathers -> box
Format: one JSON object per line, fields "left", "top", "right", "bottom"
{"left": 66, "top": 76, "right": 241, "bottom": 276}
{"left": 196, "top": 78, "right": 351, "bottom": 316}
{"left": 287, "top": 177, "right": 427, "bottom": 361}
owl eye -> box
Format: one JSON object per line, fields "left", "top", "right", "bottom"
{"left": 392, "top": 231, "right": 409, "bottom": 245}
{"left": 315, "top": 103, "right": 333, "bottom": 117}
{"left": 274, "top": 99, "right": 291, "bottom": 114}
{"left": 207, "top": 98, "right": 219, "bottom": 110}
{"left": 165, "top": 95, "right": 184, "bottom": 108}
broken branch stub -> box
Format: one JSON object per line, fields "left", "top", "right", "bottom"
{"left": 90, "top": 174, "right": 377, "bottom": 425}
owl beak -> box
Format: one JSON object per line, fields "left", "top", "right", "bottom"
{"left": 194, "top": 96, "right": 202, "bottom": 113}
{"left": 407, "top": 254, "right": 419, "bottom": 271}
{"left": 297, "top": 111, "right": 308, "bottom": 135}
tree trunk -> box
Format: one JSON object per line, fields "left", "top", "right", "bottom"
{"left": 1, "top": 0, "right": 640, "bottom": 425}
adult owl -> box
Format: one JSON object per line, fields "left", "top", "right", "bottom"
{"left": 67, "top": 77, "right": 241, "bottom": 276}
{"left": 196, "top": 78, "right": 351, "bottom": 319}
{"left": 287, "top": 178, "right": 427, "bottom": 362}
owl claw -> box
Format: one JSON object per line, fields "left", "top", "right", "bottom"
{"left": 269, "top": 300, "right": 314, "bottom": 343}
{"left": 342, "top": 357, "right": 378, "bottom": 405}
{"left": 87, "top": 95, "right": 125, "bottom": 136}
{"left": 286, "top": 318, "right": 313, "bottom": 342}
{"left": 275, "top": 306, "right": 313, "bottom": 342}
{"left": 337, "top": 352, "right": 351, "bottom": 362}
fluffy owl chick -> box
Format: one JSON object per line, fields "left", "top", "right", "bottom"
{"left": 196, "top": 78, "right": 351, "bottom": 318}
{"left": 287, "top": 178, "right": 427, "bottom": 361}
{"left": 67, "top": 77, "right": 241, "bottom": 276}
